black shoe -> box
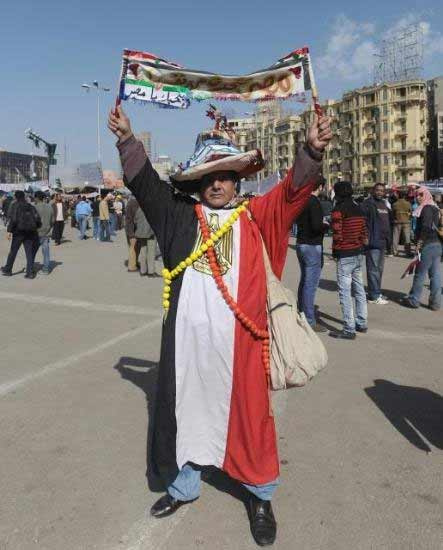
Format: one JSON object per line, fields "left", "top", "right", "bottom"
{"left": 1, "top": 267, "right": 12, "bottom": 276}
{"left": 24, "top": 272, "right": 36, "bottom": 279}
{"left": 329, "top": 330, "right": 356, "bottom": 340}
{"left": 150, "top": 493, "right": 193, "bottom": 519}
{"left": 402, "top": 297, "right": 419, "bottom": 309}
{"left": 355, "top": 326, "right": 368, "bottom": 333}
{"left": 248, "top": 496, "right": 277, "bottom": 546}
{"left": 312, "top": 323, "right": 328, "bottom": 333}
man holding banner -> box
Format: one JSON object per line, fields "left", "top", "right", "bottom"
{"left": 108, "top": 48, "right": 331, "bottom": 547}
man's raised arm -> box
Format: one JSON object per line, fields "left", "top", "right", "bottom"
{"left": 108, "top": 106, "right": 177, "bottom": 243}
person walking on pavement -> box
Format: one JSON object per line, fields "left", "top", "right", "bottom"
{"left": 108, "top": 104, "right": 332, "bottom": 547}
{"left": 2, "top": 191, "right": 41, "bottom": 279}
{"left": 33, "top": 191, "right": 54, "bottom": 274}
{"left": 402, "top": 187, "right": 442, "bottom": 311}
{"left": 295, "top": 178, "right": 328, "bottom": 332}
{"left": 99, "top": 193, "right": 111, "bottom": 242}
{"left": 134, "top": 202, "right": 160, "bottom": 277}
{"left": 361, "top": 183, "right": 392, "bottom": 304}
{"left": 330, "top": 182, "right": 369, "bottom": 340}
{"left": 75, "top": 196, "right": 92, "bottom": 240}
{"left": 125, "top": 196, "right": 140, "bottom": 272}
{"left": 91, "top": 196, "right": 101, "bottom": 240}
{"left": 52, "top": 194, "right": 67, "bottom": 246}
{"left": 392, "top": 191, "right": 412, "bottom": 257}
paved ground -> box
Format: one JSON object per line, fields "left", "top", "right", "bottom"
{"left": 0, "top": 222, "right": 442, "bottom": 550}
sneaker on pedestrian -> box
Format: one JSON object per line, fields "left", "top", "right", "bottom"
{"left": 312, "top": 323, "right": 328, "bottom": 333}
{"left": 329, "top": 330, "right": 356, "bottom": 340}
{"left": 1, "top": 266, "right": 12, "bottom": 276}
{"left": 368, "top": 296, "right": 389, "bottom": 305}
{"left": 24, "top": 273, "right": 36, "bottom": 279}
{"left": 355, "top": 325, "right": 368, "bottom": 333}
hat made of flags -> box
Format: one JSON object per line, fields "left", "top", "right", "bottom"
{"left": 170, "top": 105, "right": 264, "bottom": 191}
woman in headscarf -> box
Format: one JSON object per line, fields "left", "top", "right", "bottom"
{"left": 403, "top": 187, "right": 442, "bottom": 310}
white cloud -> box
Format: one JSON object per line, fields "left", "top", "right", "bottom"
{"left": 317, "top": 15, "right": 376, "bottom": 81}
{"left": 317, "top": 13, "right": 443, "bottom": 84}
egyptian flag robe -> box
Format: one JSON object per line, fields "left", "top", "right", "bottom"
{"left": 118, "top": 136, "right": 322, "bottom": 486}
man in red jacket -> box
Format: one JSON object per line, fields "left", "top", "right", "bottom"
{"left": 330, "top": 181, "right": 368, "bottom": 340}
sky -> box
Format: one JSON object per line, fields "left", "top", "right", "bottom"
{"left": 1, "top": 0, "right": 443, "bottom": 174}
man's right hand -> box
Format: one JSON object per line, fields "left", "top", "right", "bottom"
{"left": 108, "top": 106, "right": 133, "bottom": 144}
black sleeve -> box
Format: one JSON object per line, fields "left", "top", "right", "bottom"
{"left": 6, "top": 203, "right": 17, "bottom": 233}
{"left": 418, "top": 206, "right": 438, "bottom": 242}
{"left": 309, "top": 199, "right": 325, "bottom": 236}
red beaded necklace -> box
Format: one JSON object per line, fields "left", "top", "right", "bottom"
{"left": 195, "top": 203, "right": 270, "bottom": 385}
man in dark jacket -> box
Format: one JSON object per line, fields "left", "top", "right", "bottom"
{"left": 295, "top": 178, "right": 328, "bottom": 331}
{"left": 361, "top": 183, "right": 391, "bottom": 304}
{"left": 330, "top": 182, "right": 368, "bottom": 340}
{"left": 2, "top": 191, "right": 41, "bottom": 278}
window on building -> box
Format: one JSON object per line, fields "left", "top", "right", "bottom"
{"left": 383, "top": 105, "right": 388, "bottom": 116}
{"left": 382, "top": 89, "right": 388, "bottom": 100}
{"left": 384, "top": 155, "right": 389, "bottom": 165}
{"left": 384, "top": 172, "right": 388, "bottom": 183}
{"left": 383, "top": 139, "right": 389, "bottom": 150}
{"left": 383, "top": 122, "right": 388, "bottom": 133}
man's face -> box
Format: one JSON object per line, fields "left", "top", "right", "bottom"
{"left": 200, "top": 171, "right": 237, "bottom": 209}
{"left": 373, "top": 185, "right": 385, "bottom": 200}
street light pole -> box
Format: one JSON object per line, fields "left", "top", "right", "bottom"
{"left": 82, "top": 81, "right": 110, "bottom": 165}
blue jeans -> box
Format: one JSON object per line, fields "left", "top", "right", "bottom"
{"left": 109, "top": 213, "right": 117, "bottom": 235}
{"left": 92, "top": 217, "right": 100, "bottom": 239}
{"left": 39, "top": 236, "right": 51, "bottom": 272}
{"left": 77, "top": 215, "right": 88, "bottom": 239}
{"left": 100, "top": 220, "right": 111, "bottom": 242}
{"left": 168, "top": 464, "right": 279, "bottom": 502}
{"left": 408, "top": 242, "right": 442, "bottom": 309}
{"left": 365, "top": 248, "right": 385, "bottom": 300}
{"left": 337, "top": 255, "right": 368, "bottom": 333}
{"left": 296, "top": 244, "right": 323, "bottom": 326}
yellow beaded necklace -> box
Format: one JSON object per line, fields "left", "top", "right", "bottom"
{"left": 161, "top": 200, "right": 249, "bottom": 313}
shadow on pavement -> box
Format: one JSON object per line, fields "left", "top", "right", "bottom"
{"left": 381, "top": 288, "right": 406, "bottom": 305}
{"left": 365, "top": 379, "right": 443, "bottom": 452}
{"left": 318, "top": 278, "right": 338, "bottom": 292}
{"left": 317, "top": 310, "right": 343, "bottom": 332}
{"left": 114, "top": 357, "right": 164, "bottom": 492}
{"left": 34, "top": 261, "right": 63, "bottom": 273}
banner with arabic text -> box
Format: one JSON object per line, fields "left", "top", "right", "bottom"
{"left": 118, "top": 48, "right": 313, "bottom": 109}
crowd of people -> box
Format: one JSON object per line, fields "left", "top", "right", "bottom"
{"left": 0, "top": 188, "right": 161, "bottom": 279}
{"left": 295, "top": 180, "right": 443, "bottom": 341}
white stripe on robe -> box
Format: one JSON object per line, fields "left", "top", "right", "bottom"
{"left": 175, "top": 207, "right": 240, "bottom": 470}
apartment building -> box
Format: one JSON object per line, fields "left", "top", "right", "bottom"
{"left": 339, "top": 80, "right": 427, "bottom": 188}
{"left": 226, "top": 79, "right": 428, "bottom": 190}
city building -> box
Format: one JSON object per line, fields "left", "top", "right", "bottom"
{"left": 152, "top": 155, "right": 173, "bottom": 180}
{"left": 339, "top": 80, "right": 427, "bottom": 188}
{"left": 427, "top": 76, "right": 443, "bottom": 180}
{"left": 0, "top": 150, "right": 48, "bottom": 183}
{"left": 135, "top": 131, "right": 152, "bottom": 158}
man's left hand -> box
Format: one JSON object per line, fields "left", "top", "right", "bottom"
{"left": 6, "top": 232, "right": 11, "bottom": 240}
{"left": 308, "top": 114, "right": 333, "bottom": 153}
